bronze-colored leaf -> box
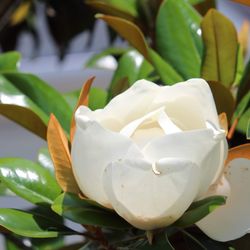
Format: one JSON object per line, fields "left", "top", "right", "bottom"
{"left": 218, "top": 112, "right": 228, "bottom": 135}
{"left": 97, "top": 14, "right": 149, "bottom": 61}
{"left": 238, "top": 20, "right": 250, "bottom": 57}
{"left": 47, "top": 114, "right": 80, "bottom": 194}
{"left": 70, "top": 76, "right": 95, "bottom": 142}
{"left": 86, "top": 0, "right": 137, "bottom": 23}
{"left": 208, "top": 81, "right": 235, "bottom": 121}
{"left": 225, "top": 143, "right": 250, "bottom": 166}
{"left": 201, "top": 9, "right": 238, "bottom": 87}
{"left": 0, "top": 104, "right": 47, "bottom": 139}
{"left": 231, "top": 0, "right": 250, "bottom": 6}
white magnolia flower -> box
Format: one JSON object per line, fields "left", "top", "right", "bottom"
{"left": 71, "top": 78, "right": 250, "bottom": 241}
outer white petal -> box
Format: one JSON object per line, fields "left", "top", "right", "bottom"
{"left": 197, "top": 158, "right": 250, "bottom": 241}
{"left": 150, "top": 78, "right": 219, "bottom": 129}
{"left": 143, "top": 129, "right": 226, "bottom": 197}
{"left": 103, "top": 157, "right": 200, "bottom": 230}
{"left": 71, "top": 114, "right": 142, "bottom": 208}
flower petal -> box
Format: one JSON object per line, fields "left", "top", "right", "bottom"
{"left": 103, "top": 79, "right": 159, "bottom": 128}
{"left": 150, "top": 78, "right": 219, "bottom": 130}
{"left": 71, "top": 113, "right": 142, "bottom": 208}
{"left": 197, "top": 158, "right": 250, "bottom": 241}
{"left": 103, "top": 157, "right": 200, "bottom": 230}
{"left": 143, "top": 129, "right": 227, "bottom": 197}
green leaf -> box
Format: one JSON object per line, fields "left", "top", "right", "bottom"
{"left": 0, "top": 75, "right": 48, "bottom": 122}
{"left": 108, "top": 50, "right": 155, "bottom": 99}
{"left": 52, "top": 193, "right": 131, "bottom": 229}
{"left": 0, "top": 208, "right": 74, "bottom": 238}
{"left": 100, "top": 0, "right": 138, "bottom": 17}
{"left": 208, "top": 81, "right": 235, "bottom": 121}
{"left": 85, "top": 47, "right": 128, "bottom": 68}
{"left": 233, "top": 91, "right": 250, "bottom": 134}
{"left": 234, "top": 46, "right": 245, "bottom": 86}
{"left": 0, "top": 158, "right": 61, "bottom": 205}
{"left": 201, "top": 9, "right": 238, "bottom": 87}
{"left": 234, "top": 91, "right": 250, "bottom": 120}
{"left": 31, "top": 237, "right": 65, "bottom": 250}
{"left": 237, "top": 108, "right": 250, "bottom": 135}
{"left": 237, "top": 58, "right": 250, "bottom": 103}
{"left": 108, "top": 51, "right": 144, "bottom": 95}
{"left": 137, "top": 233, "right": 174, "bottom": 250}
{"left": 174, "top": 195, "right": 227, "bottom": 227}
{"left": 89, "top": 87, "right": 108, "bottom": 110}
{"left": 5, "top": 239, "right": 20, "bottom": 250}
{"left": 148, "top": 49, "right": 183, "bottom": 84}
{"left": 0, "top": 52, "right": 21, "bottom": 72}
{"left": 156, "top": 0, "right": 202, "bottom": 79}
{"left": 3, "top": 72, "right": 72, "bottom": 133}
{"left": 86, "top": 0, "right": 137, "bottom": 23}
{"left": 63, "top": 89, "right": 80, "bottom": 111}
{"left": 97, "top": 14, "right": 182, "bottom": 84}
{"left": 37, "top": 147, "right": 55, "bottom": 177}
{"left": 186, "top": 0, "right": 204, "bottom": 4}
{"left": 247, "top": 119, "right": 250, "bottom": 139}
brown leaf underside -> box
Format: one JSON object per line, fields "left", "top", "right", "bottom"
{"left": 47, "top": 114, "right": 80, "bottom": 194}
{"left": 70, "top": 76, "right": 95, "bottom": 142}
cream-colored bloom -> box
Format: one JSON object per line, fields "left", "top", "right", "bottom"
{"left": 71, "top": 79, "right": 228, "bottom": 231}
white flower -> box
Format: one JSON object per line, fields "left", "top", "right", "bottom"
{"left": 71, "top": 79, "right": 228, "bottom": 232}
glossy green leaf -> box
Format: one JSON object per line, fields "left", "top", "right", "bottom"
{"left": 208, "top": 81, "right": 235, "bottom": 121}
{"left": 156, "top": 0, "right": 202, "bottom": 79}
{"left": 85, "top": 47, "right": 128, "bottom": 68}
{"left": 97, "top": 14, "right": 182, "bottom": 84}
{"left": 109, "top": 51, "right": 142, "bottom": 91}
{"left": 174, "top": 195, "right": 227, "bottom": 227}
{"left": 148, "top": 49, "right": 183, "bottom": 84}
{"left": 0, "top": 75, "right": 48, "bottom": 122}
{"left": 237, "top": 59, "right": 250, "bottom": 102}
{"left": 89, "top": 87, "right": 108, "bottom": 110}
{"left": 0, "top": 208, "right": 74, "bottom": 238}
{"left": 0, "top": 158, "right": 61, "bottom": 205}
{"left": 108, "top": 50, "right": 155, "bottom": 99}
{"left": 52, "top": 193, "right": 131, "bottom": 229}
{"left": 0, "top": 52, "right": 21, "bottom": 72}
{"left": 37, "top": 147, "right": 55, "bottom": 177}
{"left": 201, "top": 9, "right": 238, "bottom": 87}
{"left": 3, "top": 72, "right": 72, "bottom": 132}
{"left": 101, "top": 0, "right": 138, "bottom": 17}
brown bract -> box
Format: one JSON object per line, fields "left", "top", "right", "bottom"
{"left": 70, "top": 76, "right": 95, "bottom": 142}
{"left": 47, "top": 114, "right": 80, "bottom": 194}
